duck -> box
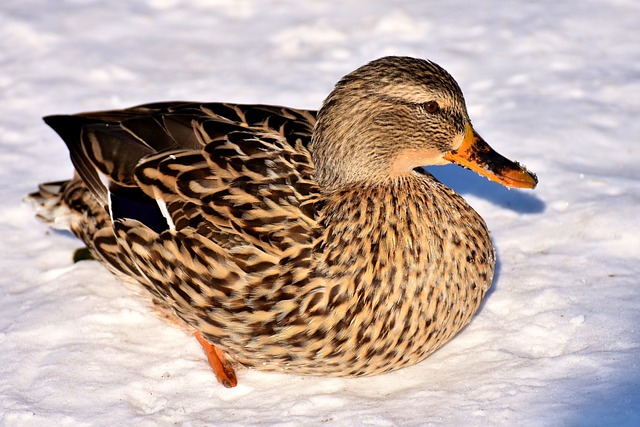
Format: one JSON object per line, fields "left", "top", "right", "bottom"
{"left": 28, "top": 56, "right": 537, "bottom": 388}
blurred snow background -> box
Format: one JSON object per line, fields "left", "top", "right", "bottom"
{"left": 1, "top": 0, "right": 639, "bottom": 425}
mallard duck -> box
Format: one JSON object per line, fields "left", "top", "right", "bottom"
{"left": 28, "top": 56, "right": 537, "bottom": 388}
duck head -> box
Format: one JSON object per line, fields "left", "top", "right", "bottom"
{"left": 311, "top": 56, "right": 537, "bottom": 190}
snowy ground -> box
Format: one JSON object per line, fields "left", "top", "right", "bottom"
{"left": 1, "top": 0, "right": 639, "bottom": 425}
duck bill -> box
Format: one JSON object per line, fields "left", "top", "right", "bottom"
{"left": 444, "top": 124, "right": 538, "bottom": 189}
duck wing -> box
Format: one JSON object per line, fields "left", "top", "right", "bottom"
{"left": 44, "top": 102, "right": 321, "bottom": 254}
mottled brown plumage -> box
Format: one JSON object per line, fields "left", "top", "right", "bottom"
{"left": 27, "top": 56, "right": 537, "bottom": 387}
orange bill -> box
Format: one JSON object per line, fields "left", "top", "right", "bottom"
{"left": 444, "top": 124, "right": 538, "bottom": 189}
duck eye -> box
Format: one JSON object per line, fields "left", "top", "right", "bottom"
{"left": 423, "top": 101, "right": 440, "bottom": 114}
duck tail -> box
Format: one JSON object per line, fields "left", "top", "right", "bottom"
{"left": 26, "top": 177, "right": 112, "bottom": 247}
{"left": 25, "top": 180, "right": 75, "bottom": 230}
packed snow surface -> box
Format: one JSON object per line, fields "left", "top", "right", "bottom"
{"left": 1, "top": 0, "right": 639, "bottom": 425}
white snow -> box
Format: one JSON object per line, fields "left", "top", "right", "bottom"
{"left": 1, "top": 0, "right": 639, "bottom": 425}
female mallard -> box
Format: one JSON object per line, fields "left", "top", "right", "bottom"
{"left": 28, "top": 56, "right": 536, "bottom": 388}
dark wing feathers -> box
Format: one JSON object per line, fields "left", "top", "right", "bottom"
{"left": 44, "top": 102, "right": 319, "bottom": 253}
{"left": 44, "top": 115, "right": 111, "bottom": 203}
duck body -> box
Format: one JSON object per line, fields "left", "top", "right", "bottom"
{"left": 29, "top": 57, "right": 536, "bottom": 385}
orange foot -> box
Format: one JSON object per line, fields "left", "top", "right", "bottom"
{"left": 194, "top": 332, "right": 238, "bottom": 388}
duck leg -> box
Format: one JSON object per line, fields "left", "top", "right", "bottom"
{"left": 194, "top": 332, "right": 238, "bottom": 388}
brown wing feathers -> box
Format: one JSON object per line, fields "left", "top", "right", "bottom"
{"left": 43, "top": 102, "right": 319, "bottom": 248}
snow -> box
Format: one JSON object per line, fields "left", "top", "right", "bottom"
{"left": 1, "top": 0, "right": 639, "bottom": 425}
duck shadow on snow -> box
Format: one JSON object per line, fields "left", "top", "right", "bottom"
{"left": 424, "top": 164, "right": 545, "bottom": 215}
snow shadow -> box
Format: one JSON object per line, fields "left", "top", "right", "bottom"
{"left": 570, "top": 362, "right": 640, "bottom": 425}
{"left": 425, "top": 164, "right": 545, "bottom": 214}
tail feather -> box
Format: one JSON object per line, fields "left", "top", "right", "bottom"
{"left": 25, "top": 180, "right": 74, "bottom": 230}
